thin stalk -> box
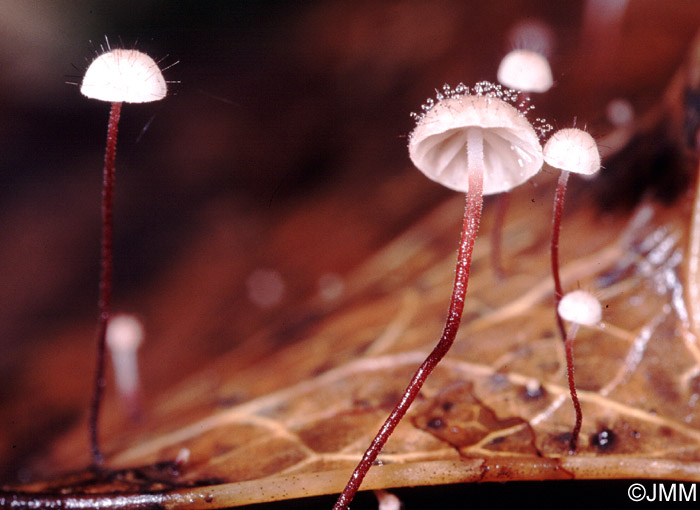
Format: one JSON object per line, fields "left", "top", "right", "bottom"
{"left": 564, "top": 322, "right": 582, "bottom": 452}
{"left": 551, "top": 170, "right": 570, "bottom": 342}
{"left": 333, "top": 133, "right": 484, "bottom": 510}
{"left": 89, "top": 101, "right": 122, "bottom": 466}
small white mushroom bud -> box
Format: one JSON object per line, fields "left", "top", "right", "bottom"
{"left": 606, "top": 98, "right": 634, "bottom": 127}
{"left": 106, "top": 314, "right": 145, "bottom": 416}
{"left": 374, "top": 490, "right": 403, "bottom": 510}
{"left": 174, "top": 447, "right": 191, "bottom": 467}
{"left": 558, "top": 290, "right": 603, "bottom": 327}
{"left": 543, "top": 128, "right": 601, "bottom": 177}
{"left": 497, "top": 49, "right": 553, "bottom": 94}
{"left": 246, "top": 268, "right": 285, "bottom": 308}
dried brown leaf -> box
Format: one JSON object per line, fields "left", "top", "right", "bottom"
{"left": 8, "top": 166, "right": 700, "bottom": 507}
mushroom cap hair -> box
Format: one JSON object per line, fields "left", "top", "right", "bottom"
{"left": 543, "top": 128, "right": 601, "bottom": 176}
{"left": 81, "top": 49, "right": 167, "bottom": 103}
{"left": 557, "top": 290, "right": 602, "bottom": 326}
{"left": 497, "top": 49, "right": 553, "bottom": 93}
{"left": 408, "top": 94, "right": 544, "bottom": 195}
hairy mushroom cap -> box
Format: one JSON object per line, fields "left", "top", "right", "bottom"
{"left": 543, "top": 127, "right": 601, "bottom": 176}
{"left": 558, "top": 290, "right": 602, "bottom": 326}
{"left": 497, "top": 49, "right": 553, "bottom": 93}
{"left": 408, "top": 94, "right": 544, "bottom": 195}
{"left": 81, "top": 48, "right": 167, "bottom": 103}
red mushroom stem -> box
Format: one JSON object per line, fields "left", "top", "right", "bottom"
{"left": 333, "top": 167, "right": 484, "bottom": 510}
{"left": 89, "top": 101, "right": 122, "bottom": 466}
{"left": 564, "top": 323, "right": 583, "bottom": 452}
{"left": 551, "top": 168, "right": 583, "bottom": 452}
{"left": 550, "top": 169, "right": 570, "bottom": 342}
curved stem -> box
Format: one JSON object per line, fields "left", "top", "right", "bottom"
{"left": 333, "top": 130, "right": 484, "bottom": 510}
{"left": 90, "top": 101, "right": 122, "bottom": 466}
{"left": 551, "top": 170, "right": 570, "bottom": 342}
{"left": 565, "top": 322, "right": 582, "bottom": 453}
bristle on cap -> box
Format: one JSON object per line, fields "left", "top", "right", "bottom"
{"left": 81, "top": 49, "right": 167, "bottom": 103}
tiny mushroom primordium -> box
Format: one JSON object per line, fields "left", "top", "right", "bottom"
{"left": 106, "top": 314, "right": 145, "bottom": 420}
{"left": 497, "top": 49, "right": 553, "bottom": 95}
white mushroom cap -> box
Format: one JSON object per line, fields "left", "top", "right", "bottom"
{"left": 497, "top": 49, "right": 553, "bottom": 93}
{"left": 106, "top": 314, "right": 144, "bottom": 352}
{"left": 81, "top": 49, "right": 167, "bottom": 103}
{"left": 543, "top": 128, "right": 601, "bottom": 176}
{"left": 409, "top": 94, "right": 544, "bottom": 195}
{"left": 106, "top": 314, "right": 144, "bottom": 397}
{"left": 558, "top": 290, "right": 602, "bottom": 326}
{"left": 606, "top": 98, "right": 634, "bottom": 127}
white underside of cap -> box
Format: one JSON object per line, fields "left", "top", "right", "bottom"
{"left": 408, "top": 95, "right": 543, "bottom": 195}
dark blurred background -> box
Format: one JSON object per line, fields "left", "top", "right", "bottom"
{"left": 2, "top": 0, "right": 700, "bottom": 487}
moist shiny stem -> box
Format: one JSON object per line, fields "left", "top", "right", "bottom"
{"left": 89, "top": 101, "right": 122, "bottom": 466}
{"left": 551, "top": 170, "right": 570, "bottom": 342}
{"left": 565, "top": 322, "right": 582, "bottom": 453}
{"left": 333, "top": 130, "right": 485, "bottom": 510}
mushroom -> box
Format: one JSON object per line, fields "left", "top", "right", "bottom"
{"left": 543, "top": 127, "right": 601, "bottom": 342}
{"left": 497, "top": 48, "right": 553, "bottom": 95}
{"left": 598, "top": 98, "right": 635, "bottom": 160}
{"left": 106, "top": 314, "right": 144, "bottom": 421}
{"left": 557, "top": 290, "right": 603, "bottom": 452}
{"left": 492, "top": 49, "right": 553, "bottom": 277}
{"left": 80, "top": 42, "right": 167, "bottom": 465}
{"left": 334, "top": 82, "right": 544, "bottom": 510}
{"left": 81, "top": 48, "right": 167, "bottom": 103}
